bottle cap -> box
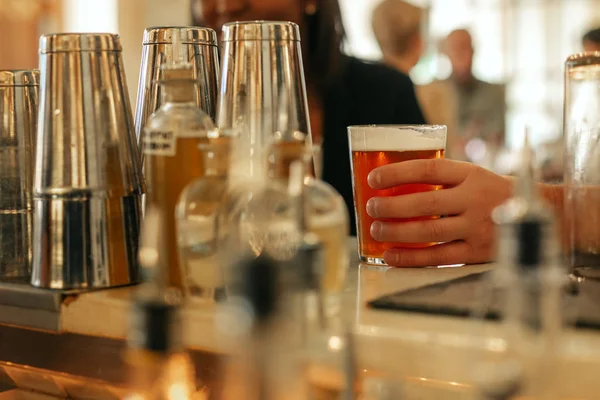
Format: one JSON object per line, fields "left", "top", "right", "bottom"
{"left": 131, "top": 206, "right": 183, "bottom": 353}
{"left": 129, "top": 292, "right": 183, "bottom": 353}
{"left": 241, "top": 254, "right": 280, "bottom": 324}
{"left": 160, "top": 28, "right": 196, "bottom": 85}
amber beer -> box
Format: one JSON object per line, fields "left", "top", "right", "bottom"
{"left": 348, "top": 125, "right": 447, "bottom": 265}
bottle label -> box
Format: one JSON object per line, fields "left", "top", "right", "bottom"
{"left": 264, "top": 220, "right": 302, "bottom": 261}
{"left": 143, "top": 130, "right": 177, "bottom": 156}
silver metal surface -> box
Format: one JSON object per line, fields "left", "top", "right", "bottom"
{"left": 134, "top": 26, "right": 219, "bottom": 155}
{"left": 217, "top": 21, "right": 312, "bottom": 162}
{"left": 0, "top": 69, "right": 39, "bottom": 280}
{"left": 32, "top": 33, "right": 144, "bottom": 290}
{"left": 221, "top": 20, "right": 301, "bottom": 42}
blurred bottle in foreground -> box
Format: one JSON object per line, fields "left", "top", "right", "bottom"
{"left": 125, "top": 207, "right": 196, "bottom": 400}
{"left": 217, "top": 252, "right": 307, "bottom": 400}
{"left": 285, "top": 161, "right": 358, "bottom": 400}
{"left": 176, "top": 137, "right": 231, "bottom": 301}
{"left": 474, "top": 131, "right": 566, "bottom": 400}
{"left": 267, "top": 89, "right": 350, "bottom": 320}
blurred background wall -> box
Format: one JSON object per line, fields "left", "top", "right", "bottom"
{"left": 0, "top": 0, "right": 599, "bottom": 149}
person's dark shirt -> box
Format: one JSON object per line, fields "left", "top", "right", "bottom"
{"left": 321, "top": 56, "right": 427, "bottom": 236}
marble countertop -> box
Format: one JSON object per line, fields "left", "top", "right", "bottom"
{"left": 3, "top": 239, "right": 600, "bottom": 398}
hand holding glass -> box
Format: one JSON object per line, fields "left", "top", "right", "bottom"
{"left": 348, "top": 125, "right": 447, "bottom": 265}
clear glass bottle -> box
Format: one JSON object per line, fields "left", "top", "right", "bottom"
{"left": 125, "top": 207, "right": 196, "bottom": 400}
{"left": 474, "top": 132, "right": 566, "bottom": 400}
{"left": 284, "top": 162, "right": 358, "bottom": 400}
{"left": 215, "top": 122, "right": 294, "bottom": 272}
{"left": 267, "top": 122, "right": 350, "bottom": 321}
{"left": 217, "top": 250, "right": 307, "bottom": 400}
{"left": 142, "top": 30, "right": 218, "bottom": 289}
{"left": 176, "top": 137, "right": 230, "bottom": 300}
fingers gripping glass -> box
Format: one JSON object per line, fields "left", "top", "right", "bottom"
{"left": 348, "top": 125, "right": 447, "bottom": 265}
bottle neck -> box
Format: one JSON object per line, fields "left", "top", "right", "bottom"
{"left": 267, "top": 140, "right": 313, "bottom": 181}
{"left": 161, "top": 81, "right": 196, "bottom": 104}
{"left": 227, "top": 132, "right": 269, "bottom": 187}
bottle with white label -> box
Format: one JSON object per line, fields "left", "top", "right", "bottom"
{"left": 143, "top": 29, "right": 217, "bottom": 290}
{"left": 176, "top": 137, "right": 230, "bottom": 300}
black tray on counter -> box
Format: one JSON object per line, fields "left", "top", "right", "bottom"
{"left": 368, "top": 271, "right": 600, "bottom": 330}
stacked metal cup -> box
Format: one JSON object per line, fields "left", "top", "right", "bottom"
{"left": 32, "top": 33, "right": 144, "bottom": 290}
{"left": 134, "top": 26, "right": 219, "bottom": 161}
{"left": 217, "top": 21, "right": 313, "bottom": 178}
{"left": 0, "top": 70, "right": 39, "bottom": 280}
{"left": 216, "top": 20, "right": 313, "bottom": 207}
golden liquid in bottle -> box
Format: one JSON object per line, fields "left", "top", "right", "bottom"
{"left": 268, "top": 140, "right": 316, "bottom": 178}
{"left": 104, "top": 144, "right": 134, "bottom": 286}
{"left": 145, "top": 136, "right": 209, "bottom": 288}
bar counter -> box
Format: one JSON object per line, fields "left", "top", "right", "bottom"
{"left": 1, "top": 239, "right": 600, "bottom": 399}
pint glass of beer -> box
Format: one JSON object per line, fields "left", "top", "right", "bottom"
{"left": 348, "top": 125, "right": 447, "bottom": 265}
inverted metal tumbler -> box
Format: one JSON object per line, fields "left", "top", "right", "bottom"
{"left": 0, "top": 70, "right": 38, "bottom": 280}
{"left": 134, "top": 26, "right": 219, "bottom": 156}
{"left": 32, "top": 33, "right": 144, "bottom": 290}
{"left": 218, "top": 21, "right": 312, "bottom": 172}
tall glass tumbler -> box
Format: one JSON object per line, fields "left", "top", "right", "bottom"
{"left": 348, "top": 125, "right": 446, "bottom": 265}
{"left": 564, "top": 52, "right": 600, "bottom": 273}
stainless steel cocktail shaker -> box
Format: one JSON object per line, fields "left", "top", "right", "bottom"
{"left": 134, "top": 26, "right": 219, "bottom": 158}
{"left": 32, "top": 33, "right": 144, "bottom": 290}
{"left": 0, "top": 69, "right": 39, "bottom": 280}
{"left": 217, "top": 21, "right": 313, "bottom": 179}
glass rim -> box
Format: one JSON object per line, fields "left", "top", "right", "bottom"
{"left": 347, "top": 124, "right": 446, "bottom": 130}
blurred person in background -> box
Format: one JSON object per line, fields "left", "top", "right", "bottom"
{"left": 443, "top": 29, "right": 506, "bottom": 166}
{"left": 371, "top": 0, "right": 459, "bottom": 159}
{"left": 583, "top": 27, "right": 600, "bottom": 52}
{"left": 191, "top": 0, "right": 427, "bottom": 235}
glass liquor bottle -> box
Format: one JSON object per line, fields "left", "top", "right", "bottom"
{"left": 474, "top": 131, "right": 566, "bottom": 400}
{"left": 176, "top": 137, "right": 230, "bottom": 300}
{"left": 285, "top": 162, "right": 358, "bottom": 400}
{"left": 142, "top": 29, "right": 218, "bottom": 289}
{"left": 267, "top": 96, "right": 350, "bottom": 320}
{"left": 217, "top": 243, "right": 307, "bottom": 400}
{"left": 125, "top": 207, "right": 196, "bottom": 400}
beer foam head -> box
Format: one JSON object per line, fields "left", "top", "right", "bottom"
{"left": 348, "top": 125, "right": 446, "bottom": 152}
